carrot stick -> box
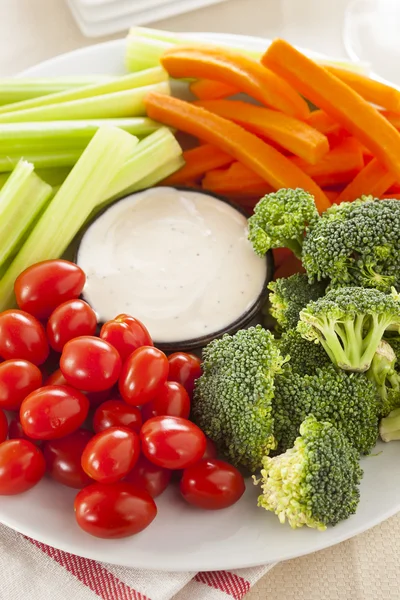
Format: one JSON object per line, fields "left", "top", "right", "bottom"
{"left": 161, "top": 46, "right": 310, "bottom": 119}
{"left": 291, "top": 138, "right": 364, "bottom": 177}
{"left": 272, "top": 247, "right": 294, "bottom": 268}
{"left": 326, "top": 66, "right": 400, "bottom": 112}
{"left": 194, "top": 99, "right": 329, "bottom": 164}
{"left": 382, "top": 111, "right": 400, "bottom": 130}
{"left": 324, "top": 190, "right": 340, "bottom": 203}
{"left": 380, "top": 194, "right": 400, "bottom": 200}
{"left": 190, "top": 79, "right": 238, "bottom": 100}
{"left": 306, "top": 110, "right": 342, "bottom": 135}
{"left": 262, "top": 39, "right": 400, "bottom": 180}
{"left": 313, "top": 170, "right": 361, "bottom": 188}
{"left": 162, "top": 144, "right": 234, "bottom": 185}
{"left": 337, "top": 158, "right": 397, "bottom": 203}
{"left": 145, "top": 93, "right": 330, "bottom": 212}
{"left": 274, "top": 255, "right": 305, "bottom": 279}
{"left": 202, "top": 163, "right": 273, "bottom": 198}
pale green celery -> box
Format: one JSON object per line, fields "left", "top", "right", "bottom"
{"left": 0, "top": 160, "right": 53, "bottom": 269}
{"left": 0, "top": 118, "right": 163, "bottom": 153}
{"left": 0, "top": 151, "right": 82, "bottom": 172}
{"left": 0, "top": 173, "right": 10, "bottom": 189}
{"left": 104, "top": 127, "right": 182, "bottom": 202}
{"left": 0, "top": 76, "right": 111, "bottom": 106}
{"left": 0, "top": 68, "right": 167, "bottom": 115}
{"left": 0, "top": 81, "right": 170, "bottom": 123}
{"left": 130, "top": 156, "right": 185, "bottom": 192}
{"left": 0, "top": 126, "right": 138, "bottom": 310}
{"left": 125, "top": 27, "right": 369, "bottom": 75}
{"left": 35, "top": 167, "right": 71, "bottom": 187}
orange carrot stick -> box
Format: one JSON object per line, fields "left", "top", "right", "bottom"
{"left": 161, "top": 45, "right": 310, "bottom": 119}
{"left": 262, "top": 39, "right": 400, "bottom": 180}
{"left": 291, "top": 138, "right": 364, "bottom": 178}
{"left": 380, "top": 194, "right": 400, "bottom": 200}
{"left": 194, "top": 99, "right": 329, "bottom": 164}
{"left": 272, "top": 247, "right": 294, "bottom": 269}
{"left": 326, "top": 66, "right": 400, "bottom": 112}
{"left": 190, "top": 79, "right": 238, "bottom": 100}
{"left": 202, "top": 163, "right": 272, "bottom": 197}
{"left": 382, "top": 110, "right": 400, "bottom": 130}
{"left": 324, "top": 190, "right": 340, "bottom": 203}
{"left": 274, "top": 255, "right": 305, "bottom": 279}
{"left": 306, "top": 110, "right": 342, "bottom": 135}
{"left": 145, "top": 93, "right": 330, "bottom": 212}
{"left": 162, "top": 144, "right": 234, "bottom": 185}
{"left": 313, "top": 170, "right": 361, "bottom": 188}
{"left": 337, "top": 158, "right": 397, "bottom": 203}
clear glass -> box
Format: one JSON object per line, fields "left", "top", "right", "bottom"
{"left": 344, "top": 0, "right": 400, "bottom": 85}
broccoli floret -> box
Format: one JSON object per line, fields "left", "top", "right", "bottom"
{"left": 248, "top": 188, "right": 319, "bottom": 258}
{"left": 278, "top": 328, "right": 331, "bottom": 375}
{"left": 192, "top": 326, "right": 287, "bottom": 472}
{"left": 302, "top": 197, "right": 400, "bottom": 291}
{"left": 380, "top": 407, "right": 400, "bottom": 442}
{"left": 256, "top": 415, "right": 363, "bottom": 530}
{"left": 298, "top": 287, "right": 400, "bottom": 372}
{"left": 366, "top": 341, "right": 400, "bottom": 417}
{"left": 267, "top": 273, "right": 326, "bottom": 330}
{"left": 273, "top": 365, "right": 379, "bottom": 455}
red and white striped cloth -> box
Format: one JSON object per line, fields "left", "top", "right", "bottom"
{"left": 0, "top": 523, "right": 274, "bottom": 600}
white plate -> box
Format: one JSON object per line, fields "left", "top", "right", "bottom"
{"left": 3, "top": 33, "right": 400, "bottom": 572}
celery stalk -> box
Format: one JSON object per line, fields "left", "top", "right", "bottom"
{"left": 0, "top": 76, "right": 111, "bottom": 106}
{"left": 125, "top": 27, "right": 369, "bottom": 75}
{"left": 36, "top": 168, "right": 71, "bottom": 187}
{"left": 0, "top": 82, "right": 170, "bottom": 123}
{"left": 0, "top": 118, "right": 163, "bottom": 153}
{"left": 0, "top": 68, "right": 167, "bottom": 115}
{"left": 104, "top": 127, "right": 182, "bottom": 202}
{"left": 0, "top": 160, "right": 53, "bottom": 269}
{"left": 130, "top": 156, "right": 185, "bottom": 193}
{"left": 0, "top": 126, "right": 139, "bottom": 310}
{"left": 0, "top": 151, "right": 83, "bottom": 172}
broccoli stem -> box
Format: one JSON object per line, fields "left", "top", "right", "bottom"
{"left": 380, "top": 408, "right": 400, "bottom": 442}
{"left": 285, "top": 238, "right": 303, "bottom": 259}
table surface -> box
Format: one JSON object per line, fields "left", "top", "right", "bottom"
{"left": 1, "top": 1, "right": 400, "bottom": 598}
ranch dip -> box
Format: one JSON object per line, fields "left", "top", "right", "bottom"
{"left": 77, "top": 187, "right": 268, "bottom": 343}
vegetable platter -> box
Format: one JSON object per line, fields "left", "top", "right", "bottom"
{"left": 0, "top": 29, "right": 400, "bottom": 571}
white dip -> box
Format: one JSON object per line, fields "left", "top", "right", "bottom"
{"left": 77, "top": 187, "right": 267, "bottom": 343}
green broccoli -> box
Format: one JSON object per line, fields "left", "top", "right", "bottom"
{"left": 302, "top": 197, "right": 400, "bottom": 291}
{"left": 383, "top": 336, "right": 400, "bottom": 362}
{"left": 192, "top": 326, "right": 287, "bottom": 472}
{"left": 273, "top": 365, "right": 379, "bottom": 455}
{"left": 380, "top": 407, "right": 400, "bottom": 442}
{"left": 248, "top": 188, "right": 319, "bottom": 258}
{"left": 298, "top": 287, "right": 400, "bottom": 372}
{"left": 256, "top": 415, "right": 363, "bottom": 530}
{"left": 267, "top": 273, "right": 327, "bottom": 330}
{"left": 278, "top": 328, "right": 331, "bottom": 375}
{"left": 366, "top": 341, "right": 400, "bottom": 417}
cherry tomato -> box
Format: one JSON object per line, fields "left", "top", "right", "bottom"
{"left": 81, "top": 427, "right": 140, "bottom": 484}
{"left": 0, "top": 409, "right": 7, "bottom": 444}
{"left": 100, "top": 314, "right": 153, "bottom": 362}
{"left": 47, "top": 300, "right": 97, "bottom": 353}
{"left": 0, "top": 310, "right": 49, "bottom": 365}
{"left": 93, "top": 400, "right": 142, "bottom": 434}
{"left": 43, "top": 429, "right": 94, "bottom": 489}
{"left": 14, "top": 260, "right": 86, "bottom": 320}
{"left": 203, "top": 437, "right": 217, "bottom": 460}
{"left": 180, "top": 459, "right": 245, "bottom": 510}
{"left": 60, "top": 336, "right": 121, "bottom": 392}
{"left": 125, "top": 455, "right": 171, "bottom": 498}
{"left": 20, "top": 385, "right": 89, "bottom": 440}
{"left": 74, "top": 482, "right": 157, "bottom": 539}
{"left": 141, "top": 381, "right": 190, "bottom": 421}
{"left": 119, "top": 346, "right": 169, "bottom": 406}
{"left": 168, "top": 353, "right": 202, "bottom": 397}
{"left": 141, "top": 416, "right": 206, "bottom": 470}
{"left": 45, "top": 369, "right": 112, "bottom": 408}
{"left": 0, "top": 440, "right": 45, "bottom": 495}
{"left": 0, "top": 359, "right": 42, "bottom": 410}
